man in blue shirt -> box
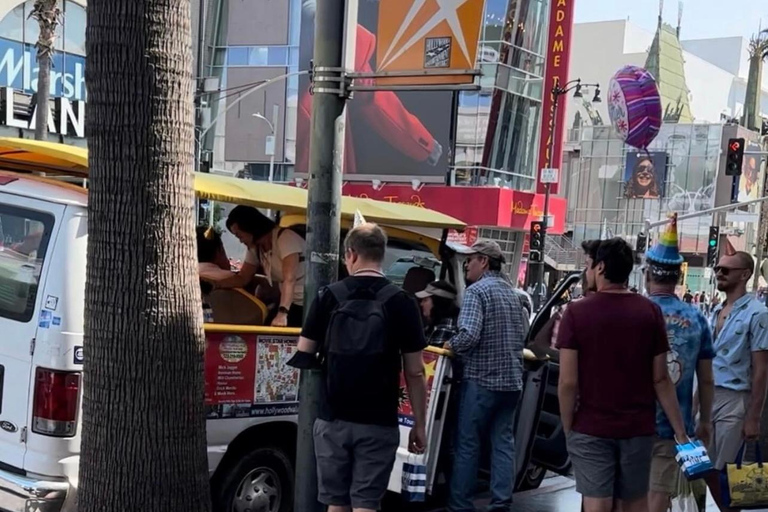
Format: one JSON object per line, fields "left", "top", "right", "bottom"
{"left": 446, "top": 240, "right": 528, "bottom": 512}
{"left": 706, "top": 250, "right": 768, "bottom": 511}
{"left": 643, "top": 215, "right": 715, "bottom": 512}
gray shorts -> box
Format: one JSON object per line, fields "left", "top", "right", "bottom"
{"left": 313, "top": 418, "right": 400, "bottom": 510}
{"left": 567, "top": 431, "right": 654, "bottom": 501}
{"left": 710, "top": 387, "right": 750, "bottom": 470}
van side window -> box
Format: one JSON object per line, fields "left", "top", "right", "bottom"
{"left": 0, "top": 205, "right": 54, "bottom": 322}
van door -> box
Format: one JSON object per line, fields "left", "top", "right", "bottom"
{"left": 0, "top": 194, "right": 62, "bottom": 469}
{"left": 527, "top": 273, "right": 582, "bottom": 475}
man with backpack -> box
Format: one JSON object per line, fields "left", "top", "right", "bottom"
{"left": 295, "top": 223, "right": 429, "bottom": 512}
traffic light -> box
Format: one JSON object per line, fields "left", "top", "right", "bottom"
{"left": 529, "top": 221, "right": 545, "bottom": 262}
{"left": 636, "top": 232, "right": 648, "bottom": 253}
{"left": 726, "top": 138, "right": 745, "bottom": 176}
{"left": 707, "top": 226, "right": 719, "bottom": 267}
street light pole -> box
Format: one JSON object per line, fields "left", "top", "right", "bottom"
{"left": 532, "top": 78, "right": 599, "bottom": 309}
{"left": 252, "top": 111, "right": 276, "bottom": 182}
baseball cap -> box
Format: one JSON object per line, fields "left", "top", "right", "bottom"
{"left": 453, "top": 240, "right": 506, "bottom": 263}
{"left": 415, "top": 281, "right": 457, "bottom": 300}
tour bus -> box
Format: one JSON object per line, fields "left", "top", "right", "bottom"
{"left": 0, "top": 138, "right": 575, "bottom": 512}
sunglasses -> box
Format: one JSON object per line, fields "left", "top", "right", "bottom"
{"left": 714, "top": 266, "right": 749, "bottom": 276}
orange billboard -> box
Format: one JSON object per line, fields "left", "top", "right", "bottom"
{"left": 374, "top": 0, "right": 485, "bottom": 85}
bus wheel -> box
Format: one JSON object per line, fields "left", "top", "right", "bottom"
{"left": 517, "top": 464, "right": 546, "bottom": 491}
{"left": 213, "top": 447, "right": 294, "bottom": 512}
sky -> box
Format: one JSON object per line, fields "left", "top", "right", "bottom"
{"left": 574, "top": 0, "right": 766, "bottom": 41}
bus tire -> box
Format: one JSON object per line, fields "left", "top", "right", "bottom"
{"left": 213, "top": 446, "right": 294, "bottom": 512}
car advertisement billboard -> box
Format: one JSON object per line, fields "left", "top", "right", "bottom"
{"left": 297, "top": 0, "right": 455, "bottom": 178}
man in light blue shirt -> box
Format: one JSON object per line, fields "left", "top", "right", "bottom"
{"left": 706, "top": 251, "right": 768, "bottom": 510}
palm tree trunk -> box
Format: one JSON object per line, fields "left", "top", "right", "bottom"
{"left": 79, "top": 0, "right": 210, "bottom": 511}
{"left": 31, "top": 0, "right": 58, "bottom": 140}
{"left": 34, "top": 52, "right": 50, "bottom": 139}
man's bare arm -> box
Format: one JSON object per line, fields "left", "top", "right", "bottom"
{"left": 744, "top": 351, "right": 768, "bottom": 440}
{"left": 403, "top": 352, "right": 428, "bottom": 429}
{"left": 558, "top": 348, "right": 578, "bottom": 434}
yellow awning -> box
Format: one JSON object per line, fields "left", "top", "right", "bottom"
{"left": 0, "top": 137, "right": 88, "bottom": 174}
{"left": 0, "top": 138, "right": 464, "bottom": 230}
{"left": 195, "top": 172, "right": 465, "bottom": 230}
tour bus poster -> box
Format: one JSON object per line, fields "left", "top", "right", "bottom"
{"left": 205, "top": 333, "right": 301, "bottom": 419}
{"left": 398, "top": 351, "right": 440, "bottom": 427}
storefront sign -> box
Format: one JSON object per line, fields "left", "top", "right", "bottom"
{"left": 0, "top": 39, "right": 86, "bottom": 101}
{"left": 536, "top": 0, "right": 575, "bottom": 195}
{"left": 343, "top": 183, "right": 568, "bottom": 235}
{"left": 0, "top": 87, "right": 85, "bottom": 138}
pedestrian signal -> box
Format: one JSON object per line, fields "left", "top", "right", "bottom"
{"left": 726, "top": 138, "right": 745, "bottom": 176}
{"left": 636, "top": 232, "right": 647, "bottom": 253}
{"left": 530, "top": 221, "right": 545, "bottom": 252}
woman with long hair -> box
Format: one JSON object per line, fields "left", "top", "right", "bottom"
{"left": 199, "top": 206, "right": 306, "bottom": 327}
{"left": 625, "top": 157, "right": 661, "bottom": 199}
{"left": 416, "top": 280, "right": 460, "bottom": 347}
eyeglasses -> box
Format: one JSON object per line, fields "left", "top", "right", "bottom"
{"left": 714, "top": 266, "right": 749, "bottom": 276}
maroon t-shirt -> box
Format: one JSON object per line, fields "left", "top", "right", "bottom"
{"left": 556, "top": 292, "right": 670, "bottom": 439}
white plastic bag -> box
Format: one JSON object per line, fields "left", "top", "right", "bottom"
{"left": 670, "top": 471, "right": 700, "bottom": 512}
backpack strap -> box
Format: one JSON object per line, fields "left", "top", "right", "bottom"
{"left": 375, "top": 283, "right": 403, "bottom": 304}
{"left": 327, "top": 282, "right": 354, "bottom": 304}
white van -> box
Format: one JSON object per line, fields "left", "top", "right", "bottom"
{"left": 0, "top": 139, "right": 573, "bottom": 512}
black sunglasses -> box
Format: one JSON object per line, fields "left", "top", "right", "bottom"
{"left": 714, "top": 266, "right": 749, "bottom": 276}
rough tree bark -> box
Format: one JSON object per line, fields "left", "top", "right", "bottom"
{"left": 79, "top": 1, "right": 211, "bottom": 511}
{"left": 30, "top": 0, "right": 59, "bottom": 140}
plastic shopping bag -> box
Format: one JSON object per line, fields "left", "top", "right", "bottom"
{"left": 401, "top": 455, "right": 427, "bottom": 503}
{"left": 670, "top": 472, "right": 700, "bottom": 512}
{"left": 720, "top": 442, "right": 768, "bottom": 510}
{"left": 675, "top": 439, "right": 713, "bottom": 480}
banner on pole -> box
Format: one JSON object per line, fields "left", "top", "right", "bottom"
{"left": 373, "top": 0, "right": 486, "bottom": 86}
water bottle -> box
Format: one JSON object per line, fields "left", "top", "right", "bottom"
{"left": 203, "top": 302, "right": 214, "bottom": 323}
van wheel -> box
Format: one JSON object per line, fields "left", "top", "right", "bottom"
{"left": 213, "top": 447, "right": 294, "bottom": 512}
{"left": 517, "top": 464, "right": 546, "bottom": 491}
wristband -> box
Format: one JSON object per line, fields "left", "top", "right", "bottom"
{"left": 278, "top": 306, "right": 290, "bottom": 315}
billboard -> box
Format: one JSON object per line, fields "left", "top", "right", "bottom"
{"left": 374, "top": 0, "right": 485, "bottom": 86}
{"left": 623, "top": 151, "right": 668, "bottom": 199}
{"left": 737, "top": 140, "right": 765, "bottom": 202}
{"left": 297, "top": 0, "right": 454, "bottom": 178}
{"left": 536, "top": 0, "right": 576, "bottom": 195}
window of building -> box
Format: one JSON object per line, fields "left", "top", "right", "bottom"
{"left": 0, "top": 205, "right": 54, "bottom": 323}
{"left": 227, "top": 47, "right": 249, "bottom": 66}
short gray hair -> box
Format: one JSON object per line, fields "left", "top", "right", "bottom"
{"left": 344, "top": 223, "right": 388, "bottom": 262}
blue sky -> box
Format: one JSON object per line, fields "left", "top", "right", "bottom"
{"left": 574, "top": 0, "right": 766, "bottom": 41}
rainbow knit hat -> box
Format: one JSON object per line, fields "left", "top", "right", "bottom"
{"left": 646, "top": 213, "right": 684, "bottom": 265}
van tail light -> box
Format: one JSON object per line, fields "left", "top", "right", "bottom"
{"left": 32, "top": 368, "right": 80, "bottom": 437}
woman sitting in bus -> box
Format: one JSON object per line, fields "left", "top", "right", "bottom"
{"left": 199, "top": 206, "right": 306, "bottom": 328}
{"left": 197, "top": 226, "right": 268, "bottom": 326}
{"left": 416, "top": 280, "right": 459, "bottom": 347}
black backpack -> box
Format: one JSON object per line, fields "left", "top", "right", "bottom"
{"left": 322, "top": 281, "right": 402, "bottom": 419}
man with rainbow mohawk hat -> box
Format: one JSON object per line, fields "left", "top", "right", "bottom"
{"left": 644, "top": 213, "right": 715, "bottom": 512}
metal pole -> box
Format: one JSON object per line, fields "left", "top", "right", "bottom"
{"left": 532, "top": 88, "right": 558, "bottom": 309}
{"left": 294, "top": 0, "right": 347, "bottom": 507}
{"left": 268, "top": 154, "right": 275, "bottom": 183}
{"left": 646, "top": 194, "right": 768, "bottom": 230}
